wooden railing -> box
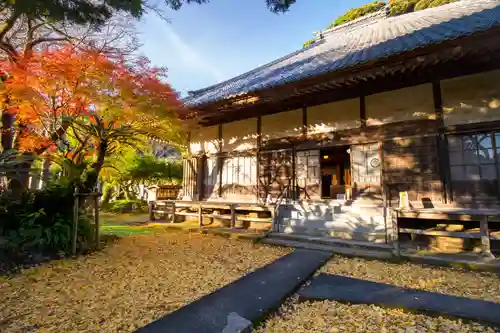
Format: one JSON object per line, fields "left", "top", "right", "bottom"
{"left": 150, "top": 200, "right": 274, "bottom": 228}
{"left": 394, "top": 209, "right": 500, "bottom": 258}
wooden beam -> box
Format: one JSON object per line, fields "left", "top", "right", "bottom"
{"left": 399, "top": 228, "right": 481, "bottom": 239}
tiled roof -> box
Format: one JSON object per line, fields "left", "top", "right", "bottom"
{"left": 184, "top": 0, "right": 500, "bottom": 107}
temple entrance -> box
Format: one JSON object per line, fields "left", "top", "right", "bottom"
{"left": 320, "top": 147, "right": 351, "bottom": 199}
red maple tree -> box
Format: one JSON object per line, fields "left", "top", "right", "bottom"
{"left": 1, "top": 46, "right": 187, "bottom": 189}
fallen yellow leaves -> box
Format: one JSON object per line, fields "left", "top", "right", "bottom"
{"left": 257, "top": 256, "right": 500, "bottom": 333}
{"left": 0, "top": 232, "right": 290, "bottom": 333}
{"left": 258, "top": 300, "right": 498, "bottom": 333}
{"left": 322, "top": 256, "right": 500, "bottom": 302}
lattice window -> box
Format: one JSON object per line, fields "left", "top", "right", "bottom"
{"left": 221, "top": 155, "right": 257, "bottom": 187}
{"left": 448, "top": 133, "right": 500, "bottom": 181}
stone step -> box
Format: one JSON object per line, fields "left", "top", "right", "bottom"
{"left": 261, "top": 237, "right": 393, "bottom": 260}
{"left": 267, "top": 232, "right": 392, "bottom": 250}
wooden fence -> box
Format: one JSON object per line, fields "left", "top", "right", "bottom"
{"left": 394, "top": 209, "right": 500, "bottom": 258}
{"left": 150, "top": 200, "right": 275, "bottom": 228}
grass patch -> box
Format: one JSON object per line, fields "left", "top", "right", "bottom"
{"left": 100, "top": 212, "right": 149, "bottom": 225}
{"left": 100, "top": 224, "right": 166, "bottom": 236}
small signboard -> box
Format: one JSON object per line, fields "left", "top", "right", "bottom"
{"left": 399, "top": 191, "right": 409, "bottom": 210}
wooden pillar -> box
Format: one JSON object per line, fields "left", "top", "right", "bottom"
{"left": 256, "top": 116, "right": 262, "bottom": 203}
{"left": 433, "top": 81, "right": 451, "bottom": 203}
{"left": 302, "top": 106, "right": 307, "bottom": 137}
{"left": 291, "top": 147, "right": 296, "bottom": 200}
{"left": 196, "top": 156, "right": 205, "bottom": 201}
{"left": 218, "top": 124, "right": 223, "bottom": 198}
{"left": 198, "top": 203, "right": 203, "bottom": 228}
{"left": 230, "top": 204, "right": 236, "bottom": 229}
{"left": 360, "top": 95, "right": 366, "bottom": 128}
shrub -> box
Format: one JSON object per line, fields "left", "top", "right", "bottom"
{"left": 102, "top": 199, "right": 148, "bottom": 214}
{"left": 0, "top": 182, "right": 93, "bottom": 255}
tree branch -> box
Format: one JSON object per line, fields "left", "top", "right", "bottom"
{"left": 0, "top": 11, "right": 20, "bottom": 41}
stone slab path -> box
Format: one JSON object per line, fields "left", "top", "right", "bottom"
{"left": 135, "top": 249, "right": 333, "bottom": 333}
{"left": 299, "top": 273, "right": 500, "bottom": 325}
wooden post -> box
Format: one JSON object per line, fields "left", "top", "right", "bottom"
{"left": 270, "top": 208, "right": 277, "bottom": 233}
{"left": 171, "top": 201, "right": 176, "bottom": 223}
{"left": 198, "top": 203, "right": 203, "bottom": 228}
{"left": 391, "top": 208, "right": 400, "bottom": 258}
{"left": 148, "top": 201, "right": 155, "bottom": 221}
{"left": 72, "top": 188, "right": 79, "bottom": 256}
{"left": 230, "top": 204, "right": 236, "bottom": 229}
{"left": 94, "top": 194, "right": 100, "bottom": 250}
{"left": 383, "top": 188, "right": 389, "bottom": 244}
{"left": 480, "top": 216, "right": 494, "bottom": 258}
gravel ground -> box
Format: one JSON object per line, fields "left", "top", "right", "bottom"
{"left": 257, "top": 256, "right": 500, "bottom": 333}
{"left": 0, "top": 231, "right": 290, "bottom": 333}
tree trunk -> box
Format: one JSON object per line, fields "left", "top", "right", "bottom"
{"left": 83, "top": 140, "right": 107, "bottom": 192}
{"left": 101, "top": 183, "right": 113, "bottom": 205}
{"left": 1, "top": 111, "right": 13, "bottom": 152}
{"left": 41, "top": 158, "right": 51, "bottom": 185}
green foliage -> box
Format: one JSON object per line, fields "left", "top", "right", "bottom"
{"left": 266, "top": 0, "right": 297, "bottom": 13}
{"left": 389, "top": 0, "right": 458, "bottom": 16}
{"left": 126, "top": 155, "right": 182, "bottom": 184}
{"left": 0, "top": 182, "right": 93, "bottom": 254}
{"left": 100, "top": 150, "right": 182, "bottom": 204}
{"left": 303, "top": 39, "right": 316, "bottom": 48}
{"left": 102, "top": 199, "right": 148, "bottom": 214}
{"left": 1, "top": 0, "right": 296, "bottom": 29}
{"left": 0, "top": 0, "right": 211, "bottom": 27}
{"left": 327, "top": 1, "right": 386, "bottom": 29}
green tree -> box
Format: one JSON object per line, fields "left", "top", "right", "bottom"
{"left": 0, "top": 0, "right": 298, "bottom": 26}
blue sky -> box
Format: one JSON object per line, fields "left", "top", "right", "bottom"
{"left": 136, "top": 0, "right": 369, "bottom": 96}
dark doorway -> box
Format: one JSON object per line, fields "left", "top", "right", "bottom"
{"left": 320, "top": 146, "right": 351, "bottom": 199}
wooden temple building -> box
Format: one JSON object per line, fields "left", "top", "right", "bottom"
{"left": 172, "top": 0, "right": 500, "bottom": 254}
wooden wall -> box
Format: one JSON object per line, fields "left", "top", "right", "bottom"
{"left": 261, "top": 108, "right": 302, "bottom": 141}
{"left": 222, "top": 118, "right": 258, "bottom": 152}
{"left": 366, "top": 84, "right": 435, "bottom": 126}
{"left": 190, "top": 125, "right": 219, "bottom": 155}
{"left": 383, "top": 136, "right": 442, "bottom": 207}
{"left": 442, "top": 70, "right": 500, "bottom": 127}
{"left": 307, "top": 99, "right": 360, "bottom": 135}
